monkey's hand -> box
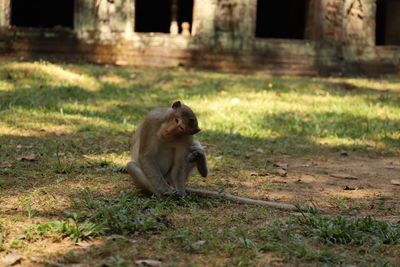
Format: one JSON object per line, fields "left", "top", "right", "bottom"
{"left": 188, "top": 142, "right": 208, "bottom": 177}
{"left": 188, "top": 142, "right": 206, "bottom": 163}
{"left": 139, "top": 157, "right": 174, "bottom": 196}
{"left": 188, "top": 150, "right": 203, "bottom": 163}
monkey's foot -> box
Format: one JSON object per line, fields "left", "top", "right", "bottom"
{"left": 162, "top": 189, "right": 187, "bottom": 199}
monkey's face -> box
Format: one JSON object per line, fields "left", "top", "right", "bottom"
{"left": 161, "top": 101, "right": 201, "bottom": 139}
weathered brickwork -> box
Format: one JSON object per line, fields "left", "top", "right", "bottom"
{"left": 0, "top": 0, "right": 399, "bottom": 75}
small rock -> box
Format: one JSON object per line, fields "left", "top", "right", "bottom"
{"left": 340, "top": 150, "right": 349, "bottom": 156}
{"left": 1, "top": 253, "right": 22, "bottom": 266}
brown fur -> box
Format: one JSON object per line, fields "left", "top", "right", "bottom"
{"left": 127, "top": 101, "right": 208, "bottom": 197}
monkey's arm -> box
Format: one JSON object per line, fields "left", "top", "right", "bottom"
{"left": 188, "top": 141, "right": 208, "bottom": 177}
{"left": 139, "top": 156, "right": 173, "bottom": 196}
{"left": 170, "top": 149, "right": 189, "bottom": 195}
{"left": 186, "top": 188, "right": 323, "bottom": 212}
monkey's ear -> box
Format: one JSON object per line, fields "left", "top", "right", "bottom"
{"left": 172, "top": 101, "right": 181, "bottom": 109}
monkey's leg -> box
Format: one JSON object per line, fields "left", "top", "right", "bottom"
{"left": 127, "top": 161, "right": 159, "bottom": 196}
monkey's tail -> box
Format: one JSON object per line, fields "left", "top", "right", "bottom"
{"left": 186, "top": 187, "right": 323, "bottom": 212}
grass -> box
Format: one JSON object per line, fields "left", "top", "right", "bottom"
{"left": 261, "top": 211, "right": 400, "bottom": 265}
{"left": 0, "top": 60, "right": 400, "bottom": 266}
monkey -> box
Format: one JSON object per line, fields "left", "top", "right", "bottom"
{"left": 126, "top": 101, "right": 322, "bottom": 213}
{"left": 127, "top": 101, "right": 208, "bottom": 197}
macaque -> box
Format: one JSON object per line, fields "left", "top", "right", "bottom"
{"left": 126, "top": 101, "right": 317, "bottom": 212}
{"left": 127, "top": 101, "right": 208, "bottom": 197}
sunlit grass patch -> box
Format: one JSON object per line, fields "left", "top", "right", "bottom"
{"left": 0, "top": 61, "right": 100, "bottom": 91}
{"left": 1, "top": 61, "right": 400, "bottom": 266}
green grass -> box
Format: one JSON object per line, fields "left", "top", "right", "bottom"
{"left": 0, "top": 60, "right": 400, "bottom": 266}
{"left": 261, "top": 212, "right": 400, "bottom": 266}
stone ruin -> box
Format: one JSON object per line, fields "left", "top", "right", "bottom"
{"left": 0, "top": 0, "right": 399, "bottom": 75}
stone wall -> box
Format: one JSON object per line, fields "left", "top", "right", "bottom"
{"left": 0, "top": 0, "right": 399, "bottom": 75}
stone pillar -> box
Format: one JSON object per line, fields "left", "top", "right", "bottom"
{"left": 192, "top": 0, "right": 217, "bottom": 47}
{"left": 342, "top": 0, "right": 375, "bottom": 46}
{"left": 320, "top": 0, "right": 345, "bottom": 43}
{"left": 341, "top": 0, "right": 376, "bottom": 63}
{"left": 76, "top": 0, "right": 134, "bottom": 40}
{"left": 0, "top": 0, "right": 10, "bottom": 28}
{"left": 213, "top": 0, "right": 253, "bottom": 50}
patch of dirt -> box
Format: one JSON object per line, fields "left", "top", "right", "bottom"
{"left": 202, "top": 152, "right": 400, "bottom": 220}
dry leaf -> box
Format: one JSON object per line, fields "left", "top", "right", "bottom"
{"left": 231, "top": 98, "right": 240, "bottom": 105}
{"left": 274, "top": 162, "right": 288, "bottom": 170}
{"left": 16, "top": 154, "right": 38, "bottom": 161}
{"left": 384, "top": 165, "right": 395, "bottom": 169}
{"left": 390, "top": 179, "right": 400, "bottom": 186}
{"left": 55, "top": 130, "right": 63, "bottom": 137}
{"left": 29, "top": 256, "right": 67, "bottom": 267}
{"left": 191, "top": 240, "right": 206, "bottom": 250}
{"left": 272, "top": 179, "right": 287, "bottom": 184}
{"left": 135, "top": 259, "right": 163, "bottom": 266}
{"left": 0, "top": 161, "right": 12, "bottom": 168}
{"left": 76, "top": 241, "right": 93, "bottom": 248}
{"left": 296, "top": 163, "right": 311, "bottom": 168}
{"left": 343, "top": 186, "right": 356, "bottom": 190}
{"left": 250, "top": 172, "right": 258, "bottom": 176}
{"left": 1, "top": 253, "right": 22, "bottom": 266}
{"left": 255, "top": 148, "right": 264, "bottom": 153}
{"left": 106, "top": 234, "right": 137, "bottom": 244}
{"left": 330, "top": 173, "right": 359, "bottom": 180}
{"left": 194, "top": 240, "right": 206, "bottom": 246}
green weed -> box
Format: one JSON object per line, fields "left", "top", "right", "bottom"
{"left": 37, "top": 213, "right": 103, "bottom": 243}
{"left": 261, "top": 213, "right": 400, "bottom": 265}
{"left": 87, "top": 192, "right": 168, "bottom": 235}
